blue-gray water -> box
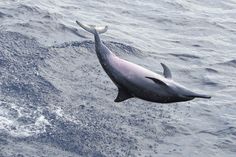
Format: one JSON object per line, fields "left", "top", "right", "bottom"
{"left": 0, "top": 0, "right": 236, "bottom": 157}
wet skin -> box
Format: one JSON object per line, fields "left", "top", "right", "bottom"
{"left": 93, "top": 31, "right": 210, "bottom": 103}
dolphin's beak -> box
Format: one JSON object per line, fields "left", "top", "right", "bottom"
{"left": 176, "top": 85, "right": 211, "bottom": 100}
{"left": 185, "top": 93, "right": 211, "bottom": 99}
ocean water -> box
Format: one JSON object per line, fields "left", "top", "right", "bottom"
{"left": 0, "top": 0, "right": 236, "bottom": 157}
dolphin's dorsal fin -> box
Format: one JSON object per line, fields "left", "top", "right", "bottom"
{"left": 114, "top": 88, "right": 133, "bottom": 102}
{"left": 161, "top": 63, "right": 172, "bottom": 79}
{"left": 146, "top": 77, "right": 168, "bottom": 86}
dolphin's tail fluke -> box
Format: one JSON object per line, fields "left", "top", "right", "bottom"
{"left": 76, "top": 21, "right": 108, "bottom": 34}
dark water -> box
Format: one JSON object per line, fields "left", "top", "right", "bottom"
{"left": 0, "top": 0, "right": 236, "bottom": 157}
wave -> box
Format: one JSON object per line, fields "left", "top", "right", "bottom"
{"left": 218, "top": 59, "right": 236, "bottom": 68}
{"left": 0, "top": 31, "right": 60, "bottom": 138}
{"left": 51, "top": 40, "right": 143, "bottom": 57}
{"left": 17, "top": 4, "right": 41, "bottom": 14}
{"left": 0, "top": 11, "right": 12, "bottom": 18}
{"left": 205, "top": 68, "right": 218, "bottom": 73}
{"left": 0, "top": 31, "right": 145, "bottom": 156}
{"left": 168, "top": 53, "right": 201, "bottom": 61}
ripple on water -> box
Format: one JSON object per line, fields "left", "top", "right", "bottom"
{"left": 218, "top": 59, "right": 236, "bottom": 68}
{"left": 205, "top": 68, "right": 219, "bottom": 73}
{"left": 168, "top": 53, "right": 201, "bottom": 61}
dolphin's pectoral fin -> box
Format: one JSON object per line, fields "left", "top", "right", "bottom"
{"left": 114, "top": 88, "right": 133, "bottom": 102}
{"left": 161, "top": 63, "right": 172, "bottom": 79}
{"left": 146, "top": 77, "right": 168, "bottom": 86}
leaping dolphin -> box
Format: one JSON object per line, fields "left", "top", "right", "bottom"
{"left": 76, "top": 21, "right": 211, "bottom": 103}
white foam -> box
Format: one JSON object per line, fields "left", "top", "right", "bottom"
{"left": 0, "top": 101, "right": 51, "bottom": 137}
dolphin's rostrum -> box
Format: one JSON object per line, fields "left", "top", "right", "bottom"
{"left": 76, "top": 21, "right": 211, "bottom": 103}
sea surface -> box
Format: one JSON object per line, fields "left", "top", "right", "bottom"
{"left": 0, "top": 0, "right": 236, "bottom": 157}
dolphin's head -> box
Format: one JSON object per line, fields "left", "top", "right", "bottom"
{"left": 145, "top": 76, "right": 211, "bottom": 103}
{"left": 144, "top": 63, "right": 211, "bottom": 103}
{"left": 169, "top": 82, "right": 211, "bottom": 102}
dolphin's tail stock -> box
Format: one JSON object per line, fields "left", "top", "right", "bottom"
{"left": 76, "top": 21, "right": 108, "bottom": 34}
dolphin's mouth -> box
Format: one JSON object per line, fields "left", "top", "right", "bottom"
{"left": 185, "top": 94, "right": 211, "bottom": 99}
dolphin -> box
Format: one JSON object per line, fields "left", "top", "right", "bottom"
{"left": 76, "top": 21, "right": 211, "bottom": 103}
